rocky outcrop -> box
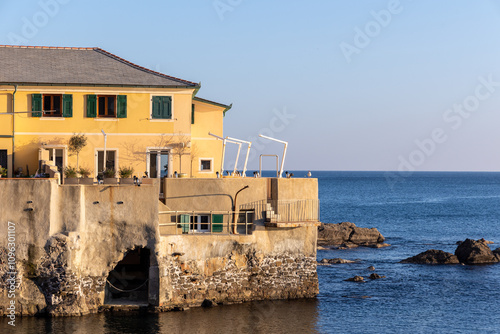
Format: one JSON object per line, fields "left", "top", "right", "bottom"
{"left": 318, "top": 222, "right": 387, "bottom": 248}
{"left": 319, "top": 258, "right": 357, "bottom": 264}
{"left": 400, "top": 249, "right": 460, "bottom": 264}
{"left": 402, "top": 239, "right": 499, "bottom": 265}
{"left": 455, "top": 239, "right": 500, "bottom": 264}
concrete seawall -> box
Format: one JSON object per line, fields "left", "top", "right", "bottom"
{"left": 0, "top": 178, "right": 319, "bottom": 317}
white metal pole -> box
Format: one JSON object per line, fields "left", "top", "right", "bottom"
{"left": 224, "top": 138, "right": 243, "bottom": 176}
{"left": 232, "top": 141, "right": 242, "bottom": 175}
{"left": 226, "top": 137, "right": 252, "bottom": 177}
{"left": 208, "top": 132, "right": 226, "bottom": 176}
{"left": 258, "top": 134, "right": 288, "bottom": 178}
{"left": 281, "top": 142, "right": 288, "bottom": 179}
{"left": 221, "top": 138, "right": 226, "bottom": 176}
{"left": 101, "top": 129, "right": 107, "bottom": 172}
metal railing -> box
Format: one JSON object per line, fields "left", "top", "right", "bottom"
{"left": 270, "top": 199, "right": 319, "bottom": 222}
{"left": 239, "top": 199, "right": 319, "bottom": 223}
{"left": 158, "top": 210, "right": 254, "bottom": 235}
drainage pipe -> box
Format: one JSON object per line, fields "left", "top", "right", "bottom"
{"left": 11, "top": 85, "right": 17, "bottom": 177}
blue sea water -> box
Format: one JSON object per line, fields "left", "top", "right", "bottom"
{"left": 2, "top": 171, "right": 500, "bottom": 333}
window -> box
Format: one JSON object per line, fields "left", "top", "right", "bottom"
{"left": 179, "top": 214, "right": 224, "bottom": 233}
{"left": 98, "top": 95, "right": 115, "bottom": 117}
{"left": 86, "top": 95, "right": 127, "bottom": 118}
{"left": 152, "top": 96, "right": 172, "bottom": 119}
{"left": 43, "top": 95, "right": 62, "bottom": 117}
{"left": 191, "top": 104, "right": 195, "bottom": 124}
{"left": 191, "top": 215, "right": 210, "bottom": 232}
{"left": 32, "top": 94, "right": 72, "bottom": 117}
{"left": 97, "top": 150, "right": 116, "bottom": 174}
{"left": 0, "top": 150, "right": 7, "bottom": 170}
{"left": 200, "top": 158, "right": 213, "bottom": 172}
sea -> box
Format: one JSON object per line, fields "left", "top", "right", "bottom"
{"left": 2, "top": 171, "right": 500, "bottom": 333}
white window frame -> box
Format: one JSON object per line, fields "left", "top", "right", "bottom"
{"left": 40, "top": 145, "right": 68, "bottom": 168}
{"left": 149, "top": 94, "right": 174, "bottom": 121}
{"left": 94, "top": 148, "right": 119, "bottom": 177}
{"left": 192, "top": 215, "right": 210, "bottom": 233}
{"left": 199, "top": 157, "right": 214, "bottom": 173}
{"left": 146, "top": 147, "right": 173, "bottom": 178}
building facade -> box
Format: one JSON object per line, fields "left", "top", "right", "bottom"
{"left": 0, "top": 45, "right": 230, "bottom": 180}
{"left": 0, "top": 45, "right": 321, "bottom": 316}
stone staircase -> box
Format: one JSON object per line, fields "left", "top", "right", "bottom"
{"left": 265, "top": 202, "right": 280, "bottom": 223}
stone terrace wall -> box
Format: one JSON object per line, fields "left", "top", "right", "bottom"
{"left": 157, "top": 226, "right": 318, "bottom": 309}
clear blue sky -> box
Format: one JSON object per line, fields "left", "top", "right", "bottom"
{"left": 2, "top": 0, "right": 500, "bottom": 171}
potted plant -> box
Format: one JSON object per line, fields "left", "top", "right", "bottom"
{"left": 119, "top": 166, "right": 135, "bottom": 185}
{"left": 78, "top": 166, "right": 93, "bottom": 185}
{"left": 103, "top": 168, "right": 118, "bottom": 184}
{"left": 0, "top": 166, "right": 7, "bottom": 178}
{"left": 64, "top": 166, "right": 79, "bottom": 184}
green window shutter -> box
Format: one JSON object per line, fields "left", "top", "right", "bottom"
{"left": 191, "top": 104, "right": 195, "bottom": 124}
{"left": 180, "top": 214, "right": 190, "bottom": 233}
{"left": 152, "top": 96, "right": 172, "bottom": 119}
{"left": 152, "top": 96, "right": 161, "bottom": 118}
{"left": 62, "top": 94, "right": 73, "bottom": 117}
{"left": 212, "top": 214, "right": 223, "bottom": 233}
{"left": 86, "top": 95, "right": 97, "bottom": 118}
{"left": 117, "top": 95, "right": 127, "bottom": 118}
{"left": 31, "top": 94, "right": 42, "bottom": 117}
{"left": 163, "top": 96, "right": 172, "bottom": 119}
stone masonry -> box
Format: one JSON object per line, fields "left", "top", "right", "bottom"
{"left": 159, "top": 249, "right": 318, "bottom": 309}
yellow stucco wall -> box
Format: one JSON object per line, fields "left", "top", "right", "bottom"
{"left": 191, "top": 99, "right": 225, "bottom": 178}
{"left": 0, "top": 85, "right": 226, "bottom": 179}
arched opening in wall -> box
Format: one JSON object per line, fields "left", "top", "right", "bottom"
{"left": 104, "top": 247, "right": 150, "bottom": 305}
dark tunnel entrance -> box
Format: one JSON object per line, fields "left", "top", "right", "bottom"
{"left": 105, "top": 247, "right": 150, "bottom": 305}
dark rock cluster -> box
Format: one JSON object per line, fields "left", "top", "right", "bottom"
{"left": 401, "top": 239, "right": 500, "bottom": 265}
{"left": 319, "top": 258, "right": 357, "bottom": 264}
{"left": 400, "top": 249, "right": 459, "bottom": 264}
{"left": 318, "top": 222, "right": 389, "bottom": 249}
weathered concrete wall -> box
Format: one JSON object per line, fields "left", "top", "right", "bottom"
{"left": 164, "top": 178, "right": 268, "bottom": 212}
{"left": 273, "top": 178, "right": 318, "bottom": 201}
{"left": 158, "top": 225, "right": 318, "bottom": 308}
{"left": 0, "top": 178, "right": 319, "bottom": 317}
{"left": 0, "top": 179, "right": 161, "bottom": 316}
{"left": 164, "top": 178, "right": 319, "bottom": 212}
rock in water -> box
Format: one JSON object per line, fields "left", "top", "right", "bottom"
{"left": 400, "top": 249, "right": 459, "bottom": 264}
{"left": 455, "top": 239, "right": 500, "bottom": 264}
{"left": 319, "top": 258, "right": 357, "bottom": 264}
{"left": 345, "top": 275, "right": 365, "bottom": 282}
{"left": 318, "top": 222, "right": 385, "bottom": 247}
{"left": 368, "top": 273, "right": 385, "bottom": 280}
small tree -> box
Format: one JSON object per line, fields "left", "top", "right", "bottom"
{"left": 68, "top": 134, "right": 87, "bottom": 169}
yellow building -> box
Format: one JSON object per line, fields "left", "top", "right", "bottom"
{"left": 0, "top": 45, "right": 231, "bottom": 181}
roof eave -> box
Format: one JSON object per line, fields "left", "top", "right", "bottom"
{"left": 0, "top": 82, "right": 200, "bottom": 89}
